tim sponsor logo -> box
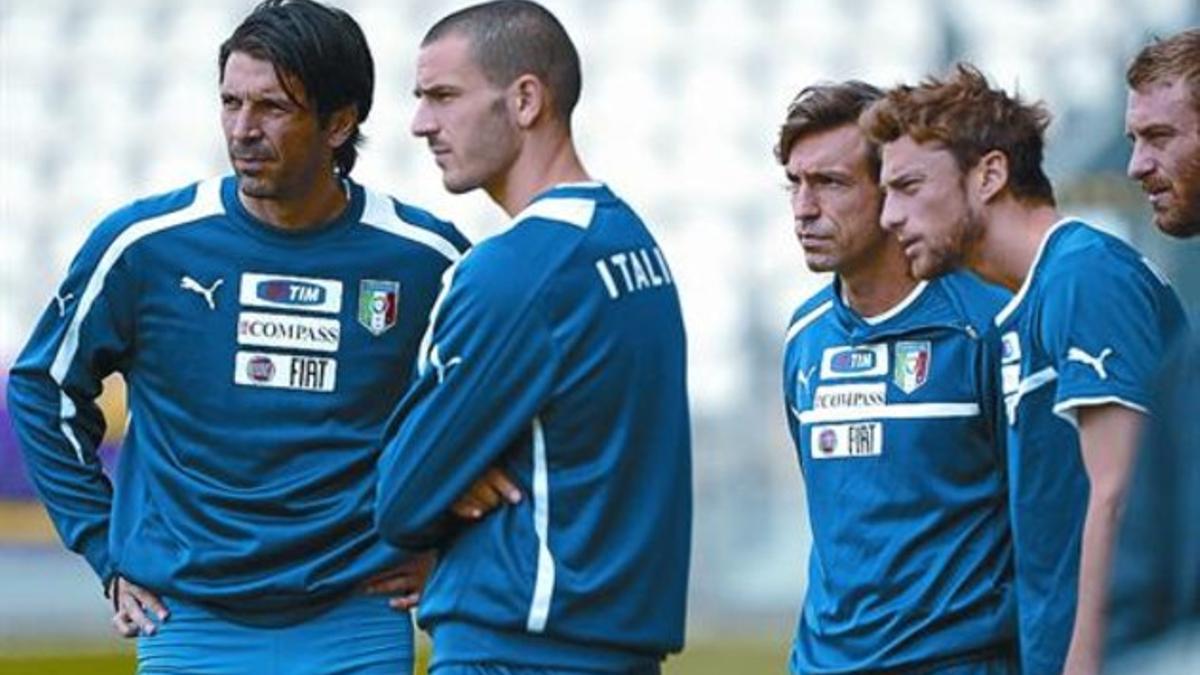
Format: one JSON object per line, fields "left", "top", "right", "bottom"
{"left": 237, "top": 311, "right": 341, "bottom": 353}
{"left": 234, "top": 351, "right": 337, "bottom": 393}
{"left": 820, "top": 344, "right": 888, "bottom": 379}
{"left": 239, "top": 273, "right": 342, "bottom": 314}
{"left": 259, "top": 280, "right": 325, "bottom": 306}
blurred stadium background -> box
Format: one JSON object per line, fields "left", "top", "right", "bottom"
{"left": 2, "top": 0, "right": 1197, "bottom": 672}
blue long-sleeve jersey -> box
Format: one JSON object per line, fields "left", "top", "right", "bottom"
{"left": 375, "top": 183, "right": 692, "bottom": 671}
{"left": 6, "top": 175, "right": 469, "bottom": 626}
{"left": 782, "top": 271, "right": 1015, "bottom": 673}
{"left": 994, "top": 219, "right": 1187, "bottom": 674}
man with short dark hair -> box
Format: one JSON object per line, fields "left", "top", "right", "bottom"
{"left": 5, "top": 1, "right": 468, "bottom": 671}
{"left": 864, "top": 64, "right": 1188, "bottom": 675}
{"left": 779, "top": 80, "right": 1016, "bottom": 674}
{"left": 375, "top": 1, "right": 692, "bottom": 673}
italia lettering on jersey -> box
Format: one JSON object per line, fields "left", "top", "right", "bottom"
{"left": 375, "top": 183, "right": 689, "bottom": 670}
{"left": 593, "top": 246, "right": 675, "bottom": 299}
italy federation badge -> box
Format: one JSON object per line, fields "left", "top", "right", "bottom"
{"left": 893, "top": 341, "right": 931, "bottom": 394}
{"left": 358, "top": 280, "right": 399, "bottom": 336}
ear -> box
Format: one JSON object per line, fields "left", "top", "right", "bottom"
{"left": 324, "top": 105, "right": 359, "bottom": 150}
{"left": 974, "top": 149, "right": 1010, "bottom": 204}
{"left": 510, "top": 74, "right": 546, "bottom": 129}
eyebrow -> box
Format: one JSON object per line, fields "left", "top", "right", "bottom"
{"left": 1128, "top": 122, "right": 1177, "bottom": 137}
{"left": 787, "top": 167, "right": 854, "bottom": 182}
{"left": 883, "top": 170, "right": 922, "bottom": 188}
{"left": 220, "top": 85, "right": 302, "bottom": 107}
{"left": 413, "top": 84, "right": 458, "bottom": 98}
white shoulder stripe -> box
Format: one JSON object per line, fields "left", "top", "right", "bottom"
{"left": 58, "top": 393, "right": 85, "bottom": 464}
{"left": 50, "top": 178, "right": 223, "bottom": 385}
{"left": 526, "top": 416, "right": 556, "bottom": 632}
{"left": 416, "top": 260, "right": 466, "bottom": 378}
{"left": 786, "top": 300, "right": 833, "bottom": 344}
{"left": 1005, "top": 366, "right": 1058, "bottom": 424}
{"left": 1140, "top": 256, "right": 1172, "bottom": 287}
{"left": 50, "top": 177, "right": 225, "bottom": 464}
{"left": 513, "top": 197, "right": 597, "bottom": 229}
{"left": 361, "top": 188, "right": 462, "bottom": 263}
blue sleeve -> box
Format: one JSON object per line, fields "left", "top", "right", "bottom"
{"left": 782, "top": 338, "right": 803, "bottom": 459}
{"left": 5, "top": 223, "right": 138, "bottom": 585}
{"left": 375, "top": 245, "right": 559, "bottom": 549}
{"left": 1039, "top": 257, "right": 1166, "bottom": 420}
{"left": 977, "top": 325, "right": 1009, "bottom": 466}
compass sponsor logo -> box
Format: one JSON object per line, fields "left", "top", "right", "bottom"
{"left": 237, "top": 311, "right": 341, "bottom": 352}
{"left": 811, "top": 383, "right": 886, "bottom": 410}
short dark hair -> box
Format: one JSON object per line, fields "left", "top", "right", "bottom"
{"left": 861, "top": 63, "right": 1056, "bottom": 206}
{"left": 423, "top": 0, "right": 582, "bottom": 124}
{"left": 219, "top": 0, "right": 374, "bottom": 176}
{"left": 776, "top": 80, "right": 884, "bottom": 179}
{"left": 1127, "top": 28, "right": 1200, "bottom": 112}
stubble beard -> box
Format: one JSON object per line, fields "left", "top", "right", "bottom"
{"left": 1158, "top": 155, "right": 1200, "bottom": 238}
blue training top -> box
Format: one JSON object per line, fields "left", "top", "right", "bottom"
{"left": 994, "top": 219, "right": 1187, "bottom": 675}
{"left": 6, "top": 176, "right": 469, "bottom": 626}
{"left": 783, "top": 271, "right": 1015, "bottom": 673}
{"left": 376, "top": 183, "right": 692, "bottom": 672}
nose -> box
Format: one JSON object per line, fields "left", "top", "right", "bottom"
{"left": 411, "top": 99, "right": 437, "bottom": 138}
{"left": 791, "top": 183, "right": 820, "bottom": 224}
{"left": 1126, "top": 141, "right": 1154, "bottom": 182}
{"left": 227, "top": 107, "right": 262, "bottom": 143}
{"left": 879, "top": 195, "right": 903, "bottom": 234}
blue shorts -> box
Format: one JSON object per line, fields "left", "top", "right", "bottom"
{"left": 136, "top": 593, "right": 413, "bottom": 674}
{"left": 924, "top": 652, "right": 1017, "bottom": 675}
{"left": 431, "top": 665, "right": 660, "bottom": 675}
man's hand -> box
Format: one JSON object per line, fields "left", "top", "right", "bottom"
{"left": 363, "top": 552, "right": 437, "bottom": 610}
{"left": 451, "top": 467, "right": 522, "bottom": 520}
{"left": 110, "top": 576, "right": 169, "bottom": 638}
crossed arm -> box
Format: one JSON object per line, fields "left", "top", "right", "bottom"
{"left": 110, "top": 470, "right": 521, "bottom": 636}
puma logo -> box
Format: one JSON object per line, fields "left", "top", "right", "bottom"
{"left": 429, "top": 344, "right": 463, "bottom": 384}
{"left": 54, "top": 292, "right": 75, "bottom": 317}
{"left": 796, "top": 365, "right": 816, "bottom": 397}
{"left": 1067, "top": 346, "right": 1113, "bottom": 380}
{"left": 180, "top": 275, "right": 224, "bottom": 310}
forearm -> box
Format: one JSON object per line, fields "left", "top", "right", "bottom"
{"left": 7, "top": 367, "right": 115, "bottom": 580}
{"left": 1064, "top": 490, "right": 1123, "bottom": 674}
{"left": 1064, "top": 404, "right": 1143, "bottom": 674}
